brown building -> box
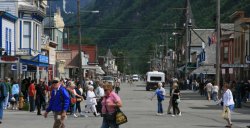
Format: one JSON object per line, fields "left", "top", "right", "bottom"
{"left": 63, "top": 44, "right": 97, "bottom": 63}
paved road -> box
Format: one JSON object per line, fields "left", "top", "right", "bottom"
{"left": 2, "top": 81, "right": 250, "bottom": 128}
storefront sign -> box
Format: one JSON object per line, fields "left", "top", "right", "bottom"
{"left": 56, "top": 52, "right": 71, "bottom": 60}
{"left": 0, "top": 56, "right": 19, "bottom": 63}
{"left": 246, "top": 55, "right": 250, "bottom": 64}
{"left": 49, "top": 47, "right": 56, "bottom": 65}
{"left": 11, "top": 64, "right": 27, "bottom": 71}
{"left": 229, "top": 68, "right": 233, "bottom": 74}
{"left": 38, "top": 55, "right": 49, "bottom": 63}
{"left": 16, "top": 49, "right": 30, "bottom": 56}
{"left": 221, "top": 64, "right": 248, "bottom": 68}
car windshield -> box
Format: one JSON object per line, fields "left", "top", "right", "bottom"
{"left": 103, "top": 76, "right": 113, "bottom": 81}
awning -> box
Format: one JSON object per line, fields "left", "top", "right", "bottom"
{"left": 20, "top": 54, "right": 49, "bottom": 67}
{"left": 82, "top": 65, "right": 105, "bottom": 75}
{"left": 190, "top": 65, "right": 215, "bottom": 75}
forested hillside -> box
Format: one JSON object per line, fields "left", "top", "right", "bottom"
{"left": 61, "top": 0, "right": 250, "bottom": 73}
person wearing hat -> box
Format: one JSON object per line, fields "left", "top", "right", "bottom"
{"left": 85, "top": 85, "right": 99, "bottom": 117}
{"left": 44, "top": 77, "right": 70, "bottom": 128}
{"left": 151, "top": 82, "right": 166, "bottom": 116}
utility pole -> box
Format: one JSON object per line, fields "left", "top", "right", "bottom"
{"left": 185, "top": 4, "right": 190, "bottom": 80}
{"left": 216, "top": 0, "right": 221, "bottom": 87}
{"left": 77, "top": 0, "right": 83, "bottom": 87}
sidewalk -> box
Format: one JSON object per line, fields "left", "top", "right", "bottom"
{"left": 242, "top": 101, "right": 250, "bottom": 108}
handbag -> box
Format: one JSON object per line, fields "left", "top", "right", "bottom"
{"left": 71, "top": 98, "right": 77, "bottom": 104}
{"left": 176, "top": 98, "right": 181, "bottom": 104}
{"left": 115, "top": 107, "right": 128, "bottom": 125}
{"left": 222, "top": 106, "right": 230, "bottom": 119}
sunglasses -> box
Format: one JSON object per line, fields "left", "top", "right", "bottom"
{"left": 52, "top": 80, "right": 59, "bottom": 84}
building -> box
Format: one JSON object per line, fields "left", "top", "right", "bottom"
{"left": 0, "top": 11, "right": 18, "bottom": 79}
{"left": 220, "top": 23, "right": 235, "bottom": 81}
{"left": 230, "top": 11, "right": 250, "bottom": 81}
{"left": 43, "top": 8, "right": 65, "bottom": 81}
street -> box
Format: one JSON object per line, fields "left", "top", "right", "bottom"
{"left": 2, "top": 81, "right": 250, "bottom": 128}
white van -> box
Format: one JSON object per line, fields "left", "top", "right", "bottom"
{"left": 132, "top": 74, "right": 139, "bottom": 81}
{"left": 146, "top": 71, "right": 165, "bottom": 91}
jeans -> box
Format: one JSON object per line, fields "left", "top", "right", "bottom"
{"left": 101, "top": 117, "right": 119, "bottom": 128}
{"left": 29, "top": 96, "right": 35, "bottom": 112}
{"left": 0, "top": 100, "right": 3, "bottom": 120}
{"left": 157, "top": 100, "right": 163, "bottom": 113}
{"left": 3, "top": 92, "right": 9, "bottom": 108}
{"left": 212, "top": 92, "right": 218, "bottom": 101}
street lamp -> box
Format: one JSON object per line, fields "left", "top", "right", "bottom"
{"left": 77, "top": 0, "right": 99, "bottom": 86}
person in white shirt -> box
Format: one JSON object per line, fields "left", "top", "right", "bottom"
{"left": 95, "top": 82, "right": 105, "bottom": 114}
{"left": 212, "top": 83, "right": 219, "bottom": 101}
{"left": 205, "top": 82, "right": 213, "bottom": 101}
{"left": 222, "top": 83, "right": 235, "bottom": 127}
{"left": 85, "top": 85, "right": 99, "bottom": 117}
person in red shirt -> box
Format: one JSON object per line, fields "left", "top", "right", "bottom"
{"left": 28, "top": 80, "right": 36, "bottom": 112}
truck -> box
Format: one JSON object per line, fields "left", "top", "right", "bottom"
{"left": 146, "top": 71, "right": 165, "bottom": 91}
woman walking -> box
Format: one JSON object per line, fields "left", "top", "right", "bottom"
{"left": 222, "top": 83, "right": 235, "bottom": 128}
{"left": 101, "top": 83, "right": 122, "bottom": 128}
{"left": 172, "top": 83, "right": 181, "bottom": 117}
{"left": 151, "top": 82, "right": 166, "bottom": 115}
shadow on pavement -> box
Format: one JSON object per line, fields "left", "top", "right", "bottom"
{"left": 192, "top": 125, "right": 222, "bottom": 127}
{"left": 190, "top": 105, "right": 221, "bottom": 110}
{"left": 232, "top": 119, "right": 250, "bottom": 123}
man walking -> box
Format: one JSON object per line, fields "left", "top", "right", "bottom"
{"left": 0, "top": 79, "right": 7, "bottom": 124}
{"left": 28, "top": 80, "right": 36, "bottom": 112}
{"left": 44, "top": 77, "right": 70, "bottom": 128}
{"left": 3, "top": 78, "right": 11, "bottom": 110}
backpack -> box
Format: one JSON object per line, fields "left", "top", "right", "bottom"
{"left": 156, "top": 90, "right": 164, "bottom": 101}
{"left": 0, "top": 82, "right": 7, "bottom": 100}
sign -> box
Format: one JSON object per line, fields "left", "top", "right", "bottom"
{"left": 0, "top": 56, "right": 19, "bottom": 63}
{"left": 56, "top": 52, "right": 71, "bottom": 60}
{"left": 16, "top": 49, "right": 30, "bottom": 56}
{"left": 11, "top": 64, "right": 27, "bottom": 71}
{"left": 229, "top": 68, "right": 233, "bottom": 74}
{"left": 49, "top": 47, "right": 56, "bottom": 64}
{"left": 87, "top": 62, "right": 99, "bottom": 65}
{"left": 246, "top": 55, "right": 250, "bottom": 64}
{"left": 222, "top": 69, "right": 225, "bottom": 74}
{"left": 221, "top": 64, "right": 248, "bottom": 68}
{"left": 38, "top": 55, "right": 48, "bottom": 63}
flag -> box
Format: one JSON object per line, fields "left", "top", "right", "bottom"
{"left": 208, "top": 36, "right": 211, "bottom": 46}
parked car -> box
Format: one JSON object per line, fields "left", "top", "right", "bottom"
{"left": 132, "top": 74, "right": 139, "bottom": 81}
{"left": 146, "top": 71, "right": 165, "bottom": 91}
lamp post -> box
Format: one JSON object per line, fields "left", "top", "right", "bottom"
{"left": 77, "top": 0, "right": 99, "bottom": 86}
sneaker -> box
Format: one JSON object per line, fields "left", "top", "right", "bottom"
{"left": 167, "top": 112, "right": 172, "bottom": 115}
{"left": 178, "top": 112, "right": 182, "bottom": 116}
{"left": 95, "top": 113, "right": 100, "bottom": 117}
{"left": 73, "top": 114, "right": 78, "bottom": 118}
{"left": 171, "top": 115, "right": 175, "bottom": 117}
{"left": 156, "top": 113, "right": 163, "bottom": 116}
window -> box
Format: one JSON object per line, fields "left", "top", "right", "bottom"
{"left": 5, "top": 28, "right": 9, "bottom": 54}
{"left": 246, "top": 40, "right": 248, "bottom": 56}
{"left": 23, "top": 21, "right": 31, "bottom": 48}
{"left": 9, "top": 29, "right": 11, "bottom": 55}
{"left": 150, "top": 77, "right": 162, "bottom": 81}
{"left": 224, "top": 47, "right": 228, "bottom": 60}
{"left": 5, "top": 28, "right": 12, "bottom": 55}
{"left": 33, "top": 24, "right": 39, "bottom": 50}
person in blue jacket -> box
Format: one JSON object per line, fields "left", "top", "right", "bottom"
{"left": 44, "top": 77, "right": 70, "bottom": 128}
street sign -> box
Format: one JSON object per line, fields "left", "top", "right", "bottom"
{"left": 246, "top": 55, "right": 250, "bottom": 64}
{"left": 11, "top": 64, "right": 27, "bottom": 71}
{"left": 221, "top": 64, "right": 248, "bottom": 68}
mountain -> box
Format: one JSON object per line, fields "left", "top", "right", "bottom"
{"left": 58, "top": 0, "right": 250, "bottom": 74}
